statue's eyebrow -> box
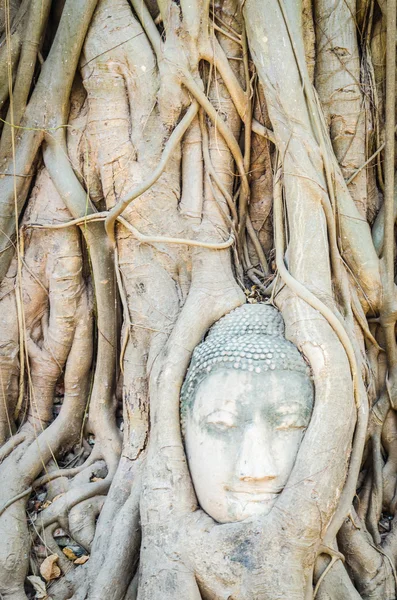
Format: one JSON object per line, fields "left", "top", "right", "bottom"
{"left": 204, "top": 408, "right": 238, "bottom": 418}
{"left": 197, "top": 397, "right": 239, "bottom": 416}
{"left": 264, "top": 401, "right": 312, "bottom": 420}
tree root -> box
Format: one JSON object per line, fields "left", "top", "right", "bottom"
{"left": 28, "top": 214, "right": 235, "bottom": 250}
{"left": 105, "top": 101, "right": 199, "bottom": 244}
{"left": 0, "top": 487, "right": 32, "bottom": 518}
{"left": 273, "top": 160, "right": 368, "bottom": 547}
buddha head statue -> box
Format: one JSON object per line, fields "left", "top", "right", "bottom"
{"left": 181, "top": 304, "right": 314, "bottom": 524}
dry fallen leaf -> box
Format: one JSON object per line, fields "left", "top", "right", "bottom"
{"left": 63, "top": 547, "right": 78, "bottom": 561}
{"left": 40, "top": 555, "right": 61, "bottom": 581}
{"left": 74, "top": 555, "right": 89, "bottom": 565}
{"left": 27, "top": 575, "right": 47, "bottom": 598}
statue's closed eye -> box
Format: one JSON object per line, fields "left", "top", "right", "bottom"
{"left": 205, "top": 411, "right": 237, "bottom": 431}
{"left": 275, "top": 414, "right": 307, "bottom": 431}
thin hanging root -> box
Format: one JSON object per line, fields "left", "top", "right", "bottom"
{"left": 198, "top": 98, "right": 247, "bottom": 276}
{"left": 206, "top": 173, "right": 235, "bottom": 228}
{"left": 246, "top": 270, "right": 270, "bottom": 294}
{"left": 32, "top": 449, "right": 100, "bottom": 488}
{"left": 28, "top": 214, "right": 234, "bottom": 250}
{"left": 380, "top": 0, "right": 397, "bottom": 389}
{"left": 367, "top": 432, "right": 383, "bottom": 544}
{"left": 351, "top": 294, "right": 382, "bottom": 351}
{"left": 117, "top": 217, "right": 234, "bottom": 249}
{"left": 273, "top": 167, "right": 368, "bottom": 547}
{"left": 182, "top": 68, "right": 254, "bottom": 266}
{"left": 115, "top": 247, "right": 131, "bottom": 374}
{"left": 211, "top": 21, "right": 242, "bottom": 46}
{"left": 203, "top": 37, "right": 276, "bottom": 144}
{"left": 0, "top": 486, "right": 32, "bottom": 518}
{"left": 199, "top": 109, "right": 243, "bottom": 274}
{"left": 317, "top": 188, "right": 350, "bottom": 314}
{"left": 243, "top": 240, "right": 268, "bottom": 294}
{"left": 104, "top": 101, "right": 199, "bottom": 244}
{"left": 376, "top": 546, "right": 397, "bottom": 588}
{"left": 210, "top": 8, "right": 242, "bottom": 39}
{"left": 345, "top": 130, "right": 396, "bottom": 185}
{"left": 129, "top": 0, "right": 161, "bottom": 58}
{"left": 313, "top": 546, "right": 345, "bottom": 599}
{"left": 382, "top": 0, "right": 396, "bottom": 290}
{"left": 238, "top": 25, "right": 253, "bottom": 234}
{"left": 14, "top": 233, "right": 25, "bottom": 420}
{"left": 199, "top": 110, "right": 238, "bottom": 225}
{"left": 181, "top": 73, "right": 250, "bottom": 200}
{"left": 246, "top": 214, "right": 269, "bottom": 275}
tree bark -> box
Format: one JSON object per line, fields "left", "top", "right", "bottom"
{"left": 0, "top": 1, "right": 396, "bottom": 599}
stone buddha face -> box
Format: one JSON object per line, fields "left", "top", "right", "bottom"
{"left": 181, "top": 304, "right": 313, "bottom": 524}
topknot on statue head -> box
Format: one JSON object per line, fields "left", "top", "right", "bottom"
{"left": 180, "top": 304, "right": 312, "bottom": 427}
{"left": 207, "top": 303, "right": 285, "bottom": 341}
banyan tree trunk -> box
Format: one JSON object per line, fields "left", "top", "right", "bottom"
{"left": 0, "top": 0, "right": 396, "bottom": 599}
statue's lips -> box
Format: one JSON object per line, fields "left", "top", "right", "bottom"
{"left": 226, "top": 489, "right": 281, "bottom": 503}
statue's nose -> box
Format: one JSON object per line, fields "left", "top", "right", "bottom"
{"left": 237, "top": 423, "right": 277, "bottom": 482}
